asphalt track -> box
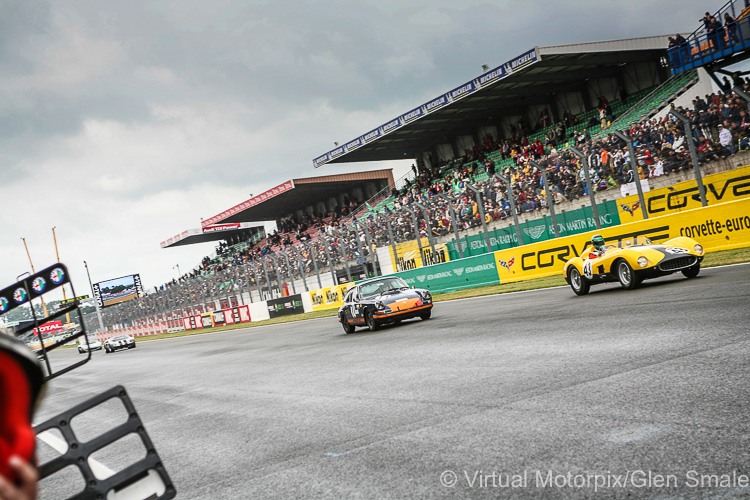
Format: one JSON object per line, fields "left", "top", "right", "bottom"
{"left": 34, "top": 265, "right": 750, "bottom": 499}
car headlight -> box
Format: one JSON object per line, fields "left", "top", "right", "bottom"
{"left": 637, "top": 256, "right": 649, "bottom": 267}
{"left": 694, "top": 244, "right": 704, "bottom": 255}
{"left": 376, "top": 301, "right": 385, "bottom": 310}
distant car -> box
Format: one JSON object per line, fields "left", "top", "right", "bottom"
{"left": 338, "top": 276, "right": 433, "bottom": 333}
{"left": 78, "top": 336, "right": 102, "bottom": 354}
{"left": 563, "top": 235, "right": 704, "bottom": 296}
{"left": 104, "top": 334, "right": 136, "bottom": 353}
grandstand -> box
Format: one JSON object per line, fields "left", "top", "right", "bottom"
{"left": 126, "top": 26, "right": 749, "bottom": 333}
{"left": 314, "top": 36, "right": 675, "bottom": 168}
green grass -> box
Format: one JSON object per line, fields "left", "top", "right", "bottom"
{"left": 130, "top": 246, "right": 750, "bottom": 343}
{"left": 701, "top": 246, "right": 750, "bottom": 268}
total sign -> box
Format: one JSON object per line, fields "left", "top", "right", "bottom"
{"left": 33, "top": 320, "right": 63, "bottom": 336}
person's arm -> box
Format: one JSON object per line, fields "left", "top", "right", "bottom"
{"left": 0, "top": 456, "right": 38, "bottom": 500}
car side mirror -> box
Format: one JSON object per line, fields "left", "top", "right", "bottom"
{"left": 411, "top": 286, "right": 415, "bottom": 289}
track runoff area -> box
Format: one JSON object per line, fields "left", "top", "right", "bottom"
{"left": 35, "top": 263, "right": 750, "bottom": 499}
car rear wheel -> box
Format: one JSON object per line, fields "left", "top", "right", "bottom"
{"left": 682, "top": 263, "right": 700, "bottom": 279}
{"left": 365, "top": 311, "right": 379, "bottom": 332}
{"left": 568, "top": 267, "right": 590, "bottom": 296}
{"left": 341, "top": 318, "right": 355, "bottom": 334}
{"left": 419, "top": 310, "right": 432, "bottom": 320}
{"left": 617, "top": 260, "right": 640, "bottom": 290}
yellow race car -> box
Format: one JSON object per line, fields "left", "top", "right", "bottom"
{"left": 563, "top": 235, "right": 704, "bottom": 295}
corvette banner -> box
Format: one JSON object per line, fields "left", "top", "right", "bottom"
{"left": 495, "top": 197, "right": 750, "bottom": 283}
{"left": 618, "top": 165, "right": 750, "bottom": 222}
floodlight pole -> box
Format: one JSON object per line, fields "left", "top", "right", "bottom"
{"left": 466, "top": 183, "right": 492, "bottom": 252}
{"left": 349, "top": 223, "right": 367, "bottom": 267}
{"left": 269, "top": 255, "right": 284, "bottom": 297}
{"left": 330, "top": 230, "right": 352, "bottom": 283}
{"left": 360, "top": 222, "right": 380, "bottom": 277}
{"left": 278, "top": 250, "right": 297, "bottom": 295}
{"left": 303, "top": 242, "right": 323, "bottom": 289}
{"left": 670, "top": 109, "right": 707, "bottom": 207}
{"left": 436, "top": 193, "right": 464, "bottom": 259}
{"left": 529, "top": 160, "right": 560, "bottom": 238}
{"left": 247, "top": 262, "right": 260, "bottom": 304}
{"left": 261, "top": 258, "right": 273, "bottom": 299}
{"left": 252, "top": 261, "right": 263, "bottom": 301}
{"left": 569, "top": 146, "right": 602, "bottom": 229}
{"left": 496, "top": 175, "right": 525, "bottom": 246}
{"left": 376, "top": 214, "right": 399, "bottom": 270}
{"left": 413, "top": 201, "right": 437, "bottom": 260}
{"left": 83, "top": 260, "right": 105, "bottom": 332}
{"left": 292, "top": 247, "right": 309, "bottom": 292}
{"left": 321, "top": 237, "right": 338, "bottom": 285}
{"left": 613, "top": 130, "right": 649, "bottom": 219}
{"left": 402, "top": 206, "right": 425, "bottom": 263}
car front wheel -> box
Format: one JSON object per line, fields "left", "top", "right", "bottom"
{"left": 568, "top": 267, "right": 590, "bottom": 296}
{"left": 365, "top": 311, "right": 379, "bottom": 332}
{"left": 682, "top": 263, "right": 700, "bottom": 279}
{"left": 341, "top": 318, "right": 355, "bottom": 334}
{"left": 617, "top": 260, "right": 640, "bottom": 290}
{"left": 419, "top": 310, "right": 432, "bottom": 320}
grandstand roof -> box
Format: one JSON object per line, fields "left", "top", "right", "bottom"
{"left": 313, "top": 35, "right": 673, "bottom": 167}
{"left": 200, "top": 169, "right": 394, "bottom": 227}
{"left": 160, "top": 221, "right": 265, "bottom": 249}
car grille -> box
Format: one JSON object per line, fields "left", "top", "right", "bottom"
{"left": 658, "top": 256, "right": 697, "bottom": 271}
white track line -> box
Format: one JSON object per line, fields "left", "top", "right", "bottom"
{"left": 37, "top": 430, "right": 114, "bottom": 478}
{"left": 37, "top": 430, "right": 167, "bottom": 498}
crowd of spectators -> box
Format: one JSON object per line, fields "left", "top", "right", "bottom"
{"left": 106, "top": 81, "right": 750, "bottom": 325}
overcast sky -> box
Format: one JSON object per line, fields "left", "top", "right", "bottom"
{"left": 1, "top": 0, "right": 712, "bottom": 296}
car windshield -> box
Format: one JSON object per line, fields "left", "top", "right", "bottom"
{"left": 112, "top": 335, "right": 128, "bottom": 341}
{"left": 360, "top": 277, "right": 409, "bottom": 298}
{"left": 622, "top": 236, "right": 652, "bottom": 247}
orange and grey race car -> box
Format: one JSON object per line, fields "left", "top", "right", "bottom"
{"left": 338, "top": 276, "right": 433, "bottom": 333}
{"left": 563, "top": 235, "right": 704, "bottom": 295}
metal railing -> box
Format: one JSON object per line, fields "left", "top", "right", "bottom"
{"left": 669, "top": 1, "right": 750, "bottom": 74}
{"left": 98, "top": 95, "right": 725, "bottom": 331}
